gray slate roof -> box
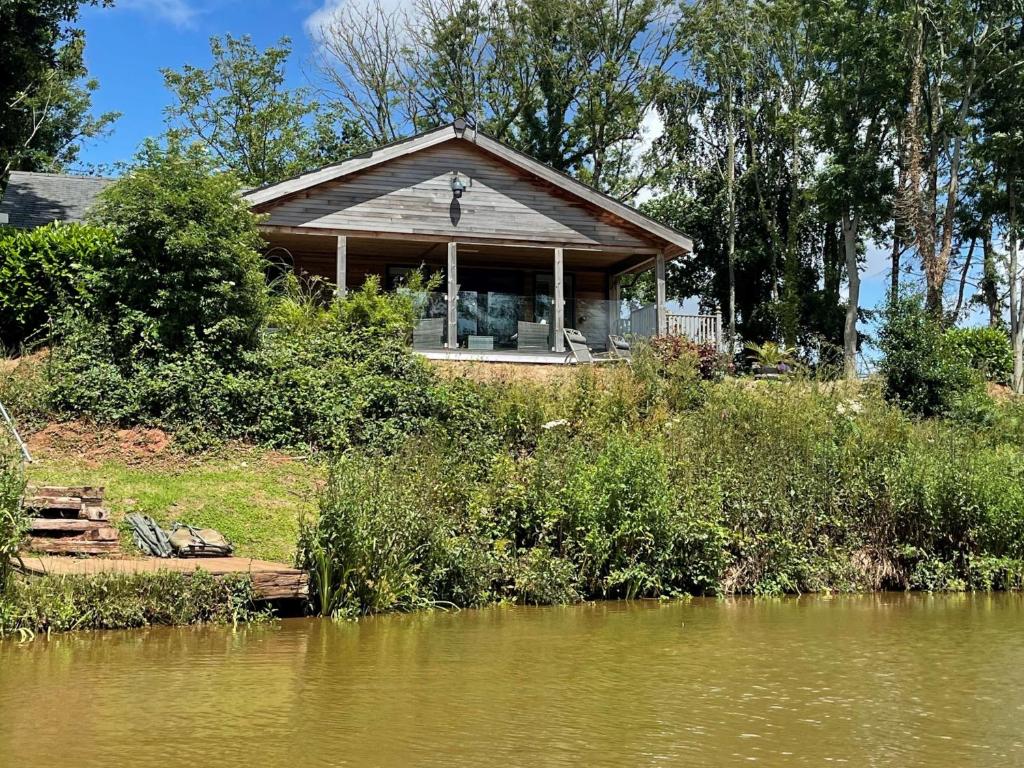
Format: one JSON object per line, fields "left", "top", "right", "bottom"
{"left": 0, "top": 171, "right": 114, "bottom": 229}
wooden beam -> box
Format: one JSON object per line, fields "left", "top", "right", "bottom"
{"left": 259, "top": 224, "right": 661, "bottom": 255}
{"left": 609, "top": 273, "right": 622, "bottom": 337}
{"left": 335, "top": 235, "right": 347, "bottom": 297}
{"left": 447, "top": 242, "right": 458, "bottom": 349}
{"left": 554, "top": 247, "right": 565, "bottom": 352}
{"left": 655, "top": 250, "right": 667, "bottom": 336}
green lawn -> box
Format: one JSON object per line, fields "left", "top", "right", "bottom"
{"left": 25, "top": 447, "right": 324, "bottom": 563}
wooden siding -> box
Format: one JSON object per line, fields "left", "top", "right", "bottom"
{"left": 260, "top": 143, "right": 653, "bottom": 250}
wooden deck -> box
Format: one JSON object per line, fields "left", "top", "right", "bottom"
{"left": 14, "top": 555, "right": 308, "bottom": 601}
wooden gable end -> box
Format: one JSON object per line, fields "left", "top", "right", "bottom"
{"left": 257, "top": 142, "right": 655, "bottom": 250}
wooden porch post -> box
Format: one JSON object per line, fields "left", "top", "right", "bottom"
{"left": 554, "top": 247, "right": 565, "bottom": 352}
{"left": 609, "top": 274, "right": 622, "bottom": 337}
{"left": 655, "top": 250, "right": 667, "bottom": 336}
{"left": 447, "top": 241, "right": 458, "bottom": 349}
{"left": 335, "top": 235, "right": 347, "bottom": 297}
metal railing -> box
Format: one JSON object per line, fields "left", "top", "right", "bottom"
{"left": 627, "top": 305, "right": 724, "bottom": 350}
{"left": 0, "top": 398, "right": 31, "bottom": 464}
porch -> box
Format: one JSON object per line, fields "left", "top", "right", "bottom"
{"left": 261, "top": 229, "right": 718, "bottom": 360}
{"left": 245, "top": 121, "right": 706, "bottom": 362}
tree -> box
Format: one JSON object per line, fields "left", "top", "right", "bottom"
{"left": 84, "top": 139, "right": 267, "bottom": 362}
{"left": 162, "top": 35, "right": 367, "bottom": 188}
{"left": 809, "top": 0, "right": 904, "bottom": 378}
{"left": 312, "top": 0, "right": 676, "bottom": 194}
{"left": 0, "top": 0, "right": 119, "bottom": 182}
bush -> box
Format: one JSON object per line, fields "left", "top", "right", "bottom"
{"left": 298, "top": 373, "right": 1024, "bottom": 611}
{"left": 0, "top": 571, "right": 268, "bottom": 637}
{"left": 0, "top": 222, "right": 119, "bottom": 349}
{"left": 945, "top": 326, "right": 1013, "bottom": 385}
{"left": 0, "top": 444, "right": 26, "bottom": 593}
{"left": 82, "top": 138, "right": 267, "bottom": 363}
{"left": 877, "top": 292, "right": 987, "bottom": 418}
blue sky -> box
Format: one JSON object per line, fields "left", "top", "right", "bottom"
{"left": 77, "top": 0, "right": 327, "bottom": 171}
{"left": 73, "top": 0, "right": 937, "bottom": 344}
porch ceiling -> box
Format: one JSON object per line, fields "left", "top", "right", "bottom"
{"left": 260, "top": 229, "right": 653, "bottom": 272}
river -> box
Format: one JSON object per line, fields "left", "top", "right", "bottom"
{"left": 2, "top": 594, "right": 1023, "bottom": 767}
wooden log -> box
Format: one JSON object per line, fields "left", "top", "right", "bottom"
{"left": 82, "top": 526, "right": 119, "bottom": 542}
{"left": 28, "top": 518, "right": 110, "bottom": 533}
{"left": 28, "top": 485, "right": 105, "bottom": 499}
{"left": 25, "top": 537, "right": 119, "bottom": 555}
{"left": 249, "top": 571, "right": 310, "bottom": 600}
{"left": 81, "top": 505, "right": 110, "bottom": 521}
{"left": 23, "top": 496, "right": 85, "bottom": 511}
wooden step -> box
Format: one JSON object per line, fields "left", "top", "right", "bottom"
{"left": 24, "top": 537, "right": 119, "bottom": 555}
{"left": 28, "top": 518, "right": 111, "bottom": 533}
{"left": 27, "top": 485, "right": 105, "bottom": 499}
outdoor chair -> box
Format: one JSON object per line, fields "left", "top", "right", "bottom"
{"left": 607, "top": 334, "right": 633, "bottom": 362}
{"left": 563, "top": 328, "right": 616, "bottom": 364}
{"left": 413, "top": 317, "right": 445, "bottom": 350}
{"left": 516, "top": 320, "right": 550, "bottom": 351}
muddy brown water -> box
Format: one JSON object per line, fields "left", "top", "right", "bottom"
{"left": 2, "top": 594, "right": 1023, "bottom": 767}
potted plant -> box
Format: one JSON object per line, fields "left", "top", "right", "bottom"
{"left": 744, "top": 341, "right": 796, "bottom": 379}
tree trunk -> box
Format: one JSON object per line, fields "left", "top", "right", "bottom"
{"left": 726, "top": 88, "right": 737, "bottom": 355}
{"left": 842, "top": 210, "right": 860, "bottom": 380}
{"left": 980, "top": 216, "right": 1001, "bottom": 327}
{"left": 1010, "top": 170, "right": 1023, "bottom": 394}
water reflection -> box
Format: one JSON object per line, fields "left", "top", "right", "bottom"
{"left": 2, "top": 594, "right": 1023, "bottom": 767}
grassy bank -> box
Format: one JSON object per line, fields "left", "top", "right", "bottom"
{"left": 301, "top": 368, "right": 1024, "bottom": 615}
{"left": 21, "top": 423, "right": 322, "bottom": 562}
{"left": 0, "top": 571, "right": 269, "bottom": 638}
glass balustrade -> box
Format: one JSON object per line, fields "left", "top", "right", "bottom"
{"left": 412, "top": 291, "right": 634, "bottom": 353}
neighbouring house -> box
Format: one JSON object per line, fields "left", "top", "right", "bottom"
{"left": 0, "top": 171, "right": 114, "bottom": 229}
{"left": 245, "top": 120, "right": 720, "bottom": 362}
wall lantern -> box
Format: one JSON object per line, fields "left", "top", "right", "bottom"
{"left": 453, "top": 117, "right": 467, "bottom": 137}
{"left": 451, "top": 173, "right": 466, "bottom": 199}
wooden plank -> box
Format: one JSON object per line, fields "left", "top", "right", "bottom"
{"left": 25, "top": 538, "right": 119, "bottom": 555}
{"left": 15, "top": 556, "right": 309, "bottom": 601}
{"left": 28, "top": 518, "right": 110, "bottom": 533}
{"left": 23, "top": 496, "right": 84, "bottom": 511}
{"left": 28, "top": 485, "right": 104, "bottom": 498}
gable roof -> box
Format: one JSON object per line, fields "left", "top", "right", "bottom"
{"left": 243, "top": 123, "right": 692, "bottom": 254}
{"left": 0, "top": 171, "right": 114, "bottom": 229}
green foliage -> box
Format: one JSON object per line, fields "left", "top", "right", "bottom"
{"left": 877, "top": 292, "right": 987, "bottom": 418}
{"left": 161, "top": 35, "right": 368, "bottom": 187}
{"left": 0, "top": 0, "right": 118, "bottom": 178}
{"left": 0, "top": 445, "right": 26, "bottom": 594}
{"left": 0, "top": 222, "right": 117, "bottom": 348}
{"left": 83, "top": 138, "right": 268, "bottom": 363}
{"left": 945, "top": 326, "right": 1013, "bottom": 385}
{"left": 0, "top": 571, "right": 269, "bottom": 637}
{"left": 299, "top": 371, "right": 1024, "bottom": 613}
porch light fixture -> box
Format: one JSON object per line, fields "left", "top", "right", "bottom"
{"left": 451, "top": 173, "right": 466, "bottom": 199}
{"left": 453, "top": 117, "right": 467, "bottom": 137}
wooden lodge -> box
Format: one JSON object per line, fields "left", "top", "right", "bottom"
{"left": 245, "top": 120, "right": 718, "bottom": 362}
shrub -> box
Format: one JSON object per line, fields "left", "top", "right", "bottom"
{"left": 876, "top": 292, "right": 987, "bottom": 418}
{"left": 0, "top": 444, "right": 26, "bottom": 593}
{"left": 0, "top": 222, "right": 119, "bottom": 349}
{"left": 82, "top": 138, "right": 267, "bottom": 363}
{"left": 0, "top": 571, "right": 268, "bottom": 637}
{"left": 945, "top": 326, "right": 1013, "bottom": 385}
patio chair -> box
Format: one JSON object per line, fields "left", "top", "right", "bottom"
{"left": 607, "top": 334, "right": 633, "bottom": 362}
{"left": 563, "top": 328, "right": 616, "bottom": 364}
{"left": 516, "top": 320, "right": 550, "bottom": 351}
{"left": 413, "top": 317, "right": 445, "bottom": 350}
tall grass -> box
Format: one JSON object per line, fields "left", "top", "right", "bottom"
{"left": 300, "top": 366, "right": 1024, "bottom": 614}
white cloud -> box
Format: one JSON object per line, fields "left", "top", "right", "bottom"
{"left": 304, "top": 0, "right": 414, "bottom": 38}
{"left": 117, "top": 0, "right": 200, "bottom": 28}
